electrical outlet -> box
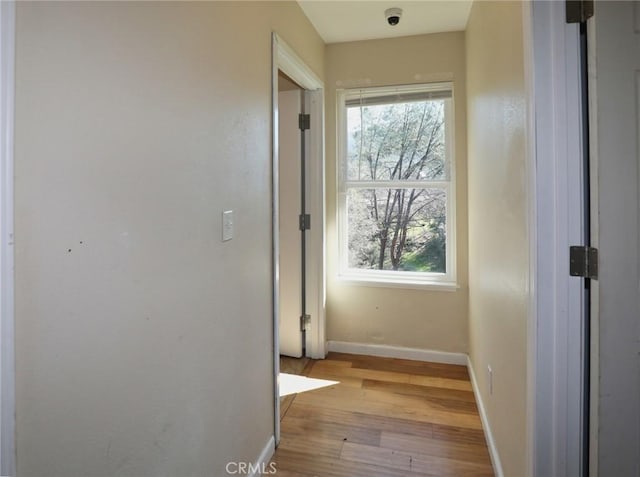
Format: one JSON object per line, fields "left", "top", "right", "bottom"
{"left": 222, "top": 210, "right": 233, "bottom": 242}
{"left": 487, "top": 365, "right": 493, "bottom": 395}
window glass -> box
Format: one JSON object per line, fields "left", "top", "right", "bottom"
{"left": 347, "top": 188, "right": 447, "bottom": 273}
{"left": 338, "top": 83, "right": 456, "bottom": 286}
{"left": 346, "top": 100, "right": 448, "bottom": 182}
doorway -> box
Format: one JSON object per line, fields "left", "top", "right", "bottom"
{"left": 277, "top": 71, "right": 305, "bottom": 358}
{"left": 271, "top": 33, "right": 326, "bottom": 444}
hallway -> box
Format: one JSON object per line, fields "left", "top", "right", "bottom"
{"left": 272, "top": 354, "right": 493, "bottom": 476}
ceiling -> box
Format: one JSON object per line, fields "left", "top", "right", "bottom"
{"left": 297, "top": 1, "right": 473, "bottom": 44}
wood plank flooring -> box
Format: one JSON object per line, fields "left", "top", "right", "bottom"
{"left": 271, "top": 353, "right": 494, "bottom": 477}
{"left": 280, "top": 356, "right": 311, "bottom": 375}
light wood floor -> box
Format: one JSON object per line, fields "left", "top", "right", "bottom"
{"left": 280, "top": 356, "right": 311, "bottom": 375}
{"left": 272, "top": 353, "right": 494, "bottom": 477}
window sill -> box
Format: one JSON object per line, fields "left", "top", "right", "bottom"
{"left": 336, "top": 275, "right": 460, "bottom": 292}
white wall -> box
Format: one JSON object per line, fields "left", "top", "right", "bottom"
{"left": 466, "top": 2, "right": 529, "bottom": 476}
{"left": 13, "top": 2, "right": 324, "bottom": 475}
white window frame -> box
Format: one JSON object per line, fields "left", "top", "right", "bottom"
{"left": 337, "top": 82, "right": 457, "bottom": 290}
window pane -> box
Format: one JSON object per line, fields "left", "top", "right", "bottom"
{"left": 347, "top": 188, "right": 446, "bottom": 273}
{"left": 346, "top": 100, "right": 448, "bottom": 182}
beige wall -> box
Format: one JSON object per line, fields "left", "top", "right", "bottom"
{"left": 466, "top": 2, "right": 529, "bottom": 475}
{"left": 325, "top": 33, "right": 469, "bottom": 353}
{"left": 14, "top": 2, "right": 323, "bottom": 476}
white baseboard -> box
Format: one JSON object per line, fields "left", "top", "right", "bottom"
{"left": 327, "top": 340, "right": 467, "bottom": 366}
{"left": 467, "top": 356, "right": 504, "bottom": 477}
{"left": 248, "top": 436, "right": 275, "bottom": 477}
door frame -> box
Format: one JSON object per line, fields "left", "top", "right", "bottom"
{"left": 271, "top": 32, "right": 325, "bottom": 444}
{"left": 0, "top": 1, "right": 15, "bottom": 475}
{"left": 527, "top": 2, "right": 589, "bottom": 476}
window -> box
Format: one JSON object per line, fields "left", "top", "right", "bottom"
{"left": 337, "top": 83, "right": 456, "bottom": 288}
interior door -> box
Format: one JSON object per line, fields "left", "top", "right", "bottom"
{"left": 278, "top": 86, "right": 304, "bottom": 358}
{"left": 588, "top": 2, "right": 640, "bottom": 474}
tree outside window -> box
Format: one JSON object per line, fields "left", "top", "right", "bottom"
{"left": 338, "top": 84, "right": 456, "bottom": 286}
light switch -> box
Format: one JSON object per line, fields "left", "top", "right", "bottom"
{"left": 222, "top": 210, "right": 234, "bottom": 242}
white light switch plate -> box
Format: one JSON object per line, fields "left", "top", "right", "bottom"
{"left": 222, "top": 210, "right": 233, "bottom": 242}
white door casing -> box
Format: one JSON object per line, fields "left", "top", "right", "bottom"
{"left": 528, "top": 2, "right": 588, "bottom": 475}
{"left": 272, "top": 33, "right": 325, "bottom": 361}
{"left": 303, "top": 86, "right": 325, "bottom": 361}
{"left": 271, "top": 33, "right": 326, "bottom": 444}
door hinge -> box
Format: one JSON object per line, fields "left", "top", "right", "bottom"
{"left": 570, "top": 246, "right": 598, "bottom": 279}
{"left": 300, "top": 314, "right": 311, "bottom": 332}
{"left": 566, "top": 0, "right": 594, "bottom": 23}
{"left": 299, "top": 113, "right": 310, "bottom": 131}
{"left": 299, "top": 214, "right": 311, "bottom": 231}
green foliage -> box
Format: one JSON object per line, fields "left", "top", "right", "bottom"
{"left": 398, "top": 218, "right": 446, "bottom": 272}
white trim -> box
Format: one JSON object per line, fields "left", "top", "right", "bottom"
{"left": 248, "top": 436, "right": 275, "bottom": 477}
{"left": 445, "top": 88, "right": 457, "bottom": 289}
{"left": 327, "top": 341, "right": 467, "bottom": 366}
{"left": 522, "top": 2, "right": 536, "bottom": 476}
{"left": 0, "top": 2, "right": 15, "bottom": 476}
{"left": 274, "top": 36, "right": 322, "bottom": 93}
{"left": 467, "top": 357, "right": 505, "bottom": 477}
{"left": 344, "top": 180, "right": 450, "bottom": 189}
{"left": 335, "top": 276, "right": 458, "bottom": 292}
{"left": 530, "top": 2, "right": 587, "bottom": 476}
{"left": 270, "top": 33, "right": 282, "bottom": 446}
{"left": 272, "top": 33, "right": 326, "bottom": 361}
{"left": 303, "top": 88, "right": 326, "bottom": 360}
